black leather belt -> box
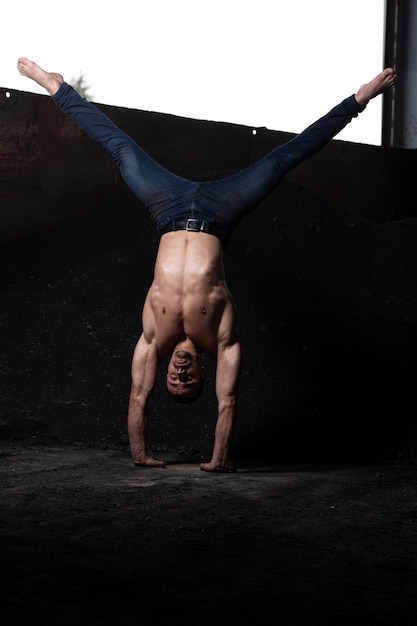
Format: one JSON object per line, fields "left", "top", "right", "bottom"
{"left": 159, "top": 218, "right": 223, "bottom": 239}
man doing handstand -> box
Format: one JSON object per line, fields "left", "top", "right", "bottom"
{"left": 17, "top": 57, "right": 396, "bottom": 472}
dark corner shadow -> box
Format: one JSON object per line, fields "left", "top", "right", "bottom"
{"left": 228, "top": 462, "right": 360, "bottom": 475}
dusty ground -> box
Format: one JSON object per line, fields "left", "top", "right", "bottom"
{"left": 1, "top": 443, "right": 416, "bottom": 626}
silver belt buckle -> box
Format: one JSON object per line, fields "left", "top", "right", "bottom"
{"left": 186, "top": 218, "right": 204, "bottom": 232}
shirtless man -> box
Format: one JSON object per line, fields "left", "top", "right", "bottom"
{"left": 17, "top": 57, "right": 396, "bottom": 472}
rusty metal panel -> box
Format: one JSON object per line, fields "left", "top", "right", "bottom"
{"left": 1, "top": 86, "right": 416, "bottom": 256}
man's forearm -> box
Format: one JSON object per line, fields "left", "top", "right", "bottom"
{"left": 201, "top": 397, "right": 237, "bottom": 472}
{"left": 127, "top": 386, "right": 167, "bottom": 468}
{"left": 127, "top": 390, "right": 148, "bottom": 463}
{"left": 201, "top": 339, "right": 241, "bottom": 472}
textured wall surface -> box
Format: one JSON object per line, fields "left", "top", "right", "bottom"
{"left": 1, "top": 87, "right": 416, "bottom": 464}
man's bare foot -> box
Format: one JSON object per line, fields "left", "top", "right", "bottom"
{"left": 200, "top": 462, "right": 237, "bottom": 473}
{"left": 133, "top": 456, "right": 167, "bottom": 468}
{"left": 355, "top": 68, "right": 397, "bottom": 106}
{"left": 17, "top": 57, "right": 63, "bottom": 96}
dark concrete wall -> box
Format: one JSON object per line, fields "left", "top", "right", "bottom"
{"left": 1, "top": 87, "right": 417, "bottom": 464}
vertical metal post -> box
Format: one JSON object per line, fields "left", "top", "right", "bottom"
{"left": 383, "top": 0, "right": 417, "bottom": 148}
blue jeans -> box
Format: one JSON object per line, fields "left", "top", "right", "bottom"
{"left": 53, "top": 83, "right": 364, "bottom": 244}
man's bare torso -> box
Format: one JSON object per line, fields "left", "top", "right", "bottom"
{"left": 141, "top": 231, "right": 236, "bottom": 359}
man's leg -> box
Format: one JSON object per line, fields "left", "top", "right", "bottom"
{"left": 206, "top": 68, "right": 396, "bottom": 223}
{"left": 52, "top": 82, "right": 184, "bottom": 206}
{"left": 17, "top": 58, "right": 186, "bottom": 208}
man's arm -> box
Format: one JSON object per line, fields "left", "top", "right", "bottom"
{"left": 127, "top": 333, "right": 166, "bottom": 468}
{"left": 200, "top": 334, "right": 242, "bottom": 473}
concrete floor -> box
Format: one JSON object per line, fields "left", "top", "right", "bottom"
{"left": 1, "top": 443, "right": 416, "bottom": 625}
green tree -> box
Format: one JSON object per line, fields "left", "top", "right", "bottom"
{"left": 70, "top": 72, "right": 93, "bottom": 101}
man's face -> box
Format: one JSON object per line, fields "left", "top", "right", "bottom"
{"left": 166, "top": 348, "right": 206, "bottom": 400}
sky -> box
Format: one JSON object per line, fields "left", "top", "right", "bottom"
{"left": 2, "top": 0, "right": 386, "bottom": 144}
